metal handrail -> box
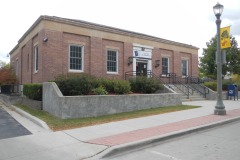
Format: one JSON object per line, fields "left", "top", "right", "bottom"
{"left": 173, "top": 76, "right": 194, "bottom": 98}
{"left": 125, "top": 70, "right": 154, "bottom": 80}
{"left": 186, "top": 76, "right": 210, "bottom": 98}
{"left": 159, "top": 73, "right": 194, "bottom": 98}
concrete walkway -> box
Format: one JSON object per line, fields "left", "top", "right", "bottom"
{"left": 0, "top": 100, "right": 240, "bottom": 160}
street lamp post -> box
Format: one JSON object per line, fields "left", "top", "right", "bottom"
{"left": 213, "top": 2, "right": 226, "bottom": 115}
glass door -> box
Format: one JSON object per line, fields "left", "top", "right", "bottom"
{"left": 136, "top": 61, "right": 148, "bottom": 76}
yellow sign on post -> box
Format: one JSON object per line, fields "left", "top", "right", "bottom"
{"left": 220, "top": 26, "right": 231, "bottom": 49}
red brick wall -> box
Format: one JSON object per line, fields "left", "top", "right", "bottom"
{"left": 191, "top": 53, "right": 199, "bottom": 77}
{"left": 90, "top": 37, "right": 103, "bottom": 77}
{"left": 152, "top": 48, "right": 161, "bottom": 76}
{"left": 11, "top": 28, "right": 199, "bottom": 84}
{"left": 102, "top": 39, "right": 124, "bottom": 79}
{"left": 40, "top": 30, "right": 65, "bottom": 82}
{"left": 62, "top": 32, "right": 91, "bottom": 75}
{"left": 21, "top": 40, "right": 32, "bottom": 84}
{"left": 180, "top": 52, "right": 191, "bottom": 76}
{"left": 160, "top": 49, "right": 174, "bottom": 74}
{"left": 123, "top": 42, "right": 133, "bottom": 79}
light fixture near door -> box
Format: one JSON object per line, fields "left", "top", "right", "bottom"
{"left": 128, "top": 56, "right": 133, "bottom": 65}
{"left": 155, "top": 60, "right": 160, "bottom": 68}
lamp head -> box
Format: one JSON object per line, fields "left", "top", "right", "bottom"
{"left": 213, "top": 2, "right": 224, "bottom": 18}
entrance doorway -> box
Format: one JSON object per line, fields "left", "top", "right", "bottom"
{"left": 136, "top": 61, "right": 148, "bottom": 76}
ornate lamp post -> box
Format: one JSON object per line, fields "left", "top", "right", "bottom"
{"left": 213, "top": 2, "right": 226, "bottom": 115}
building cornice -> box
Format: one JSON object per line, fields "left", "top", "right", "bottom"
{"left": 9, "top": 15, "right": 199, "bottom": 55}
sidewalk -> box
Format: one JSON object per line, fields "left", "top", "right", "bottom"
{"left": 0, "top": 100, "right": 240, "bottom": 160}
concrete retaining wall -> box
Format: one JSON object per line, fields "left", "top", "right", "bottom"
{"left": 206, "top": 89, "right": 239, "bottom": 100}
{"left": 43, "top": 82, "right": 182, "bottom": 119}
{"left": 0, "top": 94, "right": 42, "bottom": 110}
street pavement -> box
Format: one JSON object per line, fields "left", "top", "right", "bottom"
{"left": 0, "top": 105, "right": 31, "bottom": 140}
{"left": 0, "top": 100, "right": 240, "bottom": 160}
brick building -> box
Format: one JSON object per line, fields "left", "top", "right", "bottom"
{"left": 9, "top": 15, "right": 199, "bottom": 84}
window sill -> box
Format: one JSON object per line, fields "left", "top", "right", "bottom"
{"left": 68, "top": 70, "right": 84, "bottom": 73}
{"left": 107, "top": 72, "right": 118, "bottom": 75}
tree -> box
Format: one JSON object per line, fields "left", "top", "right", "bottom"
{"left": 0, "top": 63, "right": 18, "bottom": 85}
{"left": 0, "top": 60, "right": 7, "bottom": 68}
{"left": 199, "top": 35, "right": 240, "bottom": 79}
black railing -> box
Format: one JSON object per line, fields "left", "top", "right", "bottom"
{"left": 186, "top": 76, "right": 209, "bottom": 98}
{"left": 0, "top": 84, "right": 21, "bottom": 95}
{"left": 125, "top": 70, "right": 153, "bottom": 80}
{"left": 125, "top": 71, "right": 209, "bottom": 99}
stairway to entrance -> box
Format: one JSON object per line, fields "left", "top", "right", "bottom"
{"left": 125, "top": 71, "right": 209, "bottom": 102}
{"left": 168, "top": 84, "right": 207, "bottom": 102}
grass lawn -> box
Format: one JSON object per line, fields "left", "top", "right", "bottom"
{"left": 15, "top": 104, "right": 200, "bottom": 131}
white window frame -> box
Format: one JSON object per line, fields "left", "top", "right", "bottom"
{"left": 69, "top": 44, "right": 84, "bottom": 72}
{"left": 106, "top": 49, "right": 118, "bottom": 74}
{"left": 162, "top": 57, "right": 169, "bottom": 76}
{"left": 182, "top": 59, "right": 188, "bottom": 77}
{"left": 34, "top": 45, "right": 38, "bottom": 73}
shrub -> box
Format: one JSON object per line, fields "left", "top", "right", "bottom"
{"left": 95, "top": 78, "right": 131, "bottom": 94}
{"left": 23, "top": 84, "right": 42, "bottom": 101}
{"left": 204, "top": 82, "right": 217, "bottom": 91}
{"left": 96, "top": 78, "right": 115, "bottom": 93}
{"left": 232, "top": 74, "right": 240, "bottom": 82}
{"left": 222, "top": 80, "right": 233, "bottom": 91}
{"left": 92, "top": 86, "right": 108, "bottom": 95}
{"left": 129, "top": 76, "right": 163, "bottom": 93}
{"left": 112, "top": 80, "right": 131, "bottom": 94}
{"left": 54, "top": 74, "right": 95, "bottom": 96}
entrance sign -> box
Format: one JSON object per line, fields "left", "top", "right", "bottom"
{"left": 133, "top": 50, "right": 152, "bottom": 59}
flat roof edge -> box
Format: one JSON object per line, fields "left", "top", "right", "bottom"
{"left": 9, "top": 15, "right": 199, "bottom": 55}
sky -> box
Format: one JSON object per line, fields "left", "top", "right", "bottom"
{"left": 0, "top": 0, "right": 239, "bottom": 63}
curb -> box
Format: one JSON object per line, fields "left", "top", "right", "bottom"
{"left": 0, "top": 99, "right": 51, "bottom": 131}
{"left": 91, "top": 116, "right": 240, "bottom": 159}
{"left": 9, "top": 105, "right": 52, "bottom": 131}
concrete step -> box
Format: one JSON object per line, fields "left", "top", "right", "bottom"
{"left": 182, "top": 97, "right": 207, "bottom": 102}
{"left": 182, "top": 95, "right": 204, "bottom": 98}
{"left": 169, "top": 83, "right": 206, "bottom": 101}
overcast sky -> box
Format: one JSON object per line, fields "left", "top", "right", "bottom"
{"left": 0, "top": 0, "right": 239, "bottom": 63}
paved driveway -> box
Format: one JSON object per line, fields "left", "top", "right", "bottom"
{"left": 0, "top": 107, "right": 31, "bottom": 140}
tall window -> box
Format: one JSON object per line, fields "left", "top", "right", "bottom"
{"left": 182, "top": 59, "right": 188, "bottom": 76}
{"left": 107, "top": 49, "right": 118, "bottom": 73}
{"left": 27, "top": 54, "right": 29, "bottom": 71}
{"left": 16, "top": 59, "right": 19, "bottom": 76}
{"left": 162, "top": 57, "right": 169, "bottom": 75}
{"left": 69, "top": 45, "right": 84, "bottom": 72}
{"left": 34, "top": 46, "right": 38, "bottom": 72}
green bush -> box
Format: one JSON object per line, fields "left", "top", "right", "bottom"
{"left": 96, "top": 78, "right": 115, "bottom": 93}
{"left": 204, "top": 81, "right": 217, "bottom": 91}
{"left": 23, "top": 84, "right": 42, "bottom": 101}
{"left": 129, "top": 76, "right": 163, "bottom": 93}
{"left": 204, "top": 80, "right": 240, "bottom": 91}
{"left": 112, "top": 80, "right": 131, "bottom": 94}
{"left": 95, "top": 78, "right": 130, "bottom": 94}
{"left": 92, "top": 86, "right": 108, "bottom": 95}
{"left": 222, "top": 80, "right": 233, "bottom": 91}
{"left": 54, "top": 74, "right": 95, "bottom": 96}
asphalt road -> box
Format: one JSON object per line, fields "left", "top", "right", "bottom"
{"left": 107, "top": 120, "right": 240, "bottom": 160}
{"left": 0, "top": 107, "right": 31, "bottom": 140}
